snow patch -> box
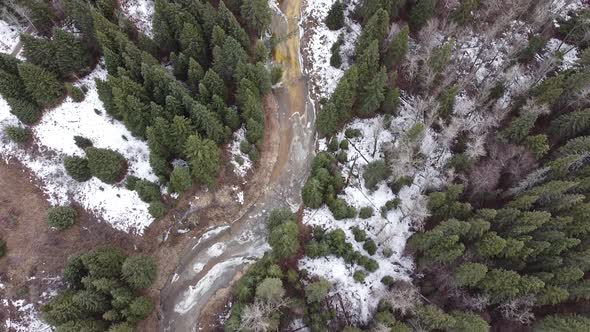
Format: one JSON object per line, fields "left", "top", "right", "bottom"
{"left": 228, "top": 126, "right": 253, "bottom": 178}
{"left": 0, "top": 20, "right": 21, "bottom": 55}
{"left": 120, "top": 0, "right": 155, "bottom": 37}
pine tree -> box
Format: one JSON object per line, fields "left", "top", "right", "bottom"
{"left": 153, "top": 0, "right": 181, "bottom": 53}
{"left": 202, "top": 69, "right": 228, "bottom": 102}
{"left": 241, "top": 0, "right": 272, "bottom": 35}
{"left": 18, "top": 62, "right": 64, "bottom": 107}
{"left": 358, "top": 66, "right": 387, "bottom": 116}
{"left": 450, "top": 311, "right": 489, "bottom": 332}
{"left": 384, "top": 25, "right": 409, "bottom": 69}
{"left": 325, "top": 1, "right": 345, "bottom": 30}
{"left": 6, "top": 98, "right": 41, "bottom": 124}
{"left": 454, "top": 263, "right": 488, "bottom": 287}
{"left": 451, "top": 0, "right": 480, "bottom": 25}
{"left": 409, "top": 0, "right": 436, "bottom": 31}
{"left": 170, "top": 166, "right": 193, "bottom": 193}
{"left": 64, "top": 156, "right": 92, "bottom": 182}
{"left": 360, "top": 0, "right": 405, "bottom": 23}
{"left": 355, "top": 9, "right": 389, "bottom": 56}
{"left": 269, "top": 220, "right": 300, "bottom": 259}
{"left": 20, "top": 33, "right": 59, "bottom": 73}
{"left": 212, "top": 36, "right": 248, "bottom": 80}
{"left": 184, "top": 134, "right": 220, "bottom": 187}
{"left": 535, "top": 314, "right": 590, "bottom": 331}
{"left": 179, "top": 22, "right": 207, "bottom": 66}
{"left": 217, "top": 1, "right": 250, "bottom": 49}
{"left": 550, "top": 109, "right": 590, "bottom": 140}
{"left": 85, "top": 148, "right": 127, "bottom": 184}
{"left": 121, "top": 256, "right": 157, "bottom": 289}
{"left": 254, "top": 40, "right": 269, "bottom": 62}
{"left": 20, "top": 0, "right": 56, "bottom": 36}
{"left": 53, "top": 29, "right": 91, "bottom": 76}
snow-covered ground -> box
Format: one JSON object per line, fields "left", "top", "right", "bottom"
{"left": 2, "top": 299, "right": 52, "bottom": 332}
{"left": 0, "top": 19, "right": 22, "bottom": 55}
{"left": 301, "top": 0, "right": 361, "bottom": 100}
{"left": 120, "top": 0, "right": 155, "bottom": 37}
{"left": 0, "top": 63, "right": 156, "bottom": 234}
{"left": 300, "top": 112, "right": 453, "bottom": 322}
{"left": 228, "top": 127, "right": 253, "bottom": 178}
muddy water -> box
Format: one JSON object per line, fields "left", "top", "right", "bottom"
{"left": 158, "top": 0, "right": 315, "bottom": 331}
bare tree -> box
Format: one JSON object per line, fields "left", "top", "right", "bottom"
{"left": 383, "top": 281, "right": 421, "bottom": 316}
{"left": 239, "top": 298, "right": 290, "bottom": 332}
{"left": 499, "top": 296, "right": 536, "bottom": 324}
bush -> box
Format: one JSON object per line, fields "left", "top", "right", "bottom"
{"left": 325, "top": 1, "right": 345, "bottom": 30}
{"left": 328, "top": 137, "right": 339, "bottom": 151}
{"left": 271, "top": 66, "right": 283, "bottom": 85}
{"left": 339, "top": 139, "right": 349, "bottom": 150}
{"left": 121, "top": 255, "right": 157, "bottom": 289}
{"left": 345, "top": 128, "right": 362, "bottom": 138}
{"left": 64, "top": 156, "right": 91, "bottom": 182}
{"left": 363, "top": 239, "right": 377, "bottom": 255}
{"left": 352, "top": 226, "right": 366, "bottom": 242}
{"left": 383, "top": 247, "right": 393, "bottom": 258}
{"left": 74, "top": 136, "right": 93, "bottom": 149}
{"left": 330, "top": 40, "right": 343, "bottom": 68}
{"left": 66, "top": 83, "right": 85, "bottom": 102}
{"left": 148, "top": 201, "right": 166, "bottom": 218}
{"left": 255, "top": 278, "right": 285, "bottom": 304}
{"left": 390, "top": 176, "right": 412, "bottom": 194}
{"left": 125, "top": 175, "right": 140, "bottom": 190}
{"left": 353, "top": 270, "right": 366, "bottom": 282}
{"left": 359, "top": 256, "right": 379, "bottom": 272}
{"left": 359, "top": 206, "right": 373, "bottom": 219}
{"left": 170, "top": 166, "right": 192, "bottom": 193}
{"left": 381, "top": 276, "right": 394, "bottom": 286}
{"left": 248, "top": 146, "right": 260, "bottom": 162}
{"left": 86, "top": 148, "right": 127, "bottom": 184}
{"left": 329, "top": 198, "right": 356, "bottom": 220}
{"left": 239, "top": 140, "right": 252, "bottom": 154}
{"left": 134, "top": 180, "right": 160, "bottom": 203}
{"left": 47, "top": 206, "right": 77, "bottom": 230}
{"left": 336, "top": 150, "right": 348, "bottom": 163}
{"left": 4, "top": 125, "right": 29, "bottom": 143}
{"left": 363, "top": 160, "right": 391, "bottom": 190}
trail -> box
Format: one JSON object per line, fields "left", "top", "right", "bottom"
{"left": 158, "top": 0, "right": 315, "bottom": 330}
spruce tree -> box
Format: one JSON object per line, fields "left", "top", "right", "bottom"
{"left": 355, "top": 9, "right": 389, "bottom": 56}
{"left": 241, "top": 0, "right": 272, "bottom": 35}
{"left": 409, "top": 0, "right": 436, "bottom": 31}
{"left": 384, "top": 25, "right": 409, "bottom": 68}
{"left": 325, "top": 1, "right": 345, "bottom": 30}
{"left": 184, "top": 134, "right": 220, "bottom": 187}
{"left": 18, "top": 62, "right": 64, "bottom": 107}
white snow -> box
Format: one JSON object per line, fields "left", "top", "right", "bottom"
{"left": 2, "top": 299, "right": 52, "bottom": 332}
{"left": 0, "top": 20, "right": 21, "bottom": 55}
{"left": 544, "top": 38, "right": 579, "bottom": 70}
{"left": 228, "top": 127, "right": 253, "bottom": 178}
{"left": 120, "top": 0, "right": 155, "bottom": 37}
{"left": 0, "top": 63, "right": 156, "bottom": 234}
{"left": 301, "top": 0, "right": 361, "bottom": 100}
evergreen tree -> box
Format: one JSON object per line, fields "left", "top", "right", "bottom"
{"left": 86, "top": 148, "right": 127, "bottom": 184}
{"left": 64, "top": 156, "right": 92, "bottom": 182}
{"left": 550, "top": 109, "right": 590, "bottom": 140}
{"left": 184, "top": 134, "right": 220, "bottom": 187}
{"left": 18, "top": 62, "right": 64, "bottom": 107}
{"left": 325, "top": 1, "right": 345, "bottom": 30}
{"left": 217, "top": 1, "right": 250, "bottom": 49}
{"left": 355, "top": 9, "right": 389, "bottom": 56}
{"left": 384, "top": 25, "right": 409, "bottom": 68}
{"left": 6, "top": 98, "right": 41, "bottom": 124}
{"left": 179, "top": 23, "right": 207, "bottom": 66}
{"left": 170, "top": 166, "right": 193, "bottom": 193}
{"left": 121, "top": 256, "right": 157, "bottom": 289}
{"left": 213, "top": 36, "right": 248, "bottom": 80}
{"left": 409, "top": 0, "right": 436, "bottom": 31}
{"left": 241, "top": 0, "right": 272, "bottom": 35}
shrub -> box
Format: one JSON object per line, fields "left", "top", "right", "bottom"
{"left": 345, "top": 128, "right": 362, "bottom": 138}
{"left": 170, "top": 167, "right": 192, "bottom": 193}
{"left": 121, "top": 255, "right": 157, "bottom": 289}
{"left": 325, "top": 1, "right": 344, "bottom": 30}
{"left": 383, "top": 247, "right": 393, "bottom": 258}
{"left": 328, "top": 137, "right": 339, "bottom": 151}
{"left": 339, "top": 139, "right": 349, "bottom": 150}
{"left": 255, "top": 278, "right": 285, "bottom": 304}
{"left": 248, "top": 146, "right": 260, "bottom": 162}
{"left": 363, "top": 239, "right": 377, "bottom": 255}
{"left": 125, "top": 175, "right": 140, "bottom": 190}
{"left": 148, "top": 201, "right": 166, "bottom": 218}
{"left": 330, "top": 39, "right": 343, "bottom": 68}
{"left": 64, "top": 156, "right": 91, "bottom": 182}
{"left": 363, "top": 160, "right": 391, "bottom": 190}
{"left": 359, "top": 256, "right": 379, "bottom": 272}
{"left": 47, "top": 206, "right": 77, "bottom": 230}
{"left": 390, "top": 176, "right": 412, "bottom": 194}
{"left": 329, "top": 198, "right": 356, "bottom": 220}
{"left": 4, "top": 125, "right": 29, "bottom": 143}
{"left": 336, "top": 150, "right": 348, "bottom": 163}
{"left": 381, "top": 276, "right": 394, "bottom": 286}
{"left": 86, "top": 147, "right": 127, "bottom": 184}
{"left": 134, "top": 180, "right": 160, "bottom": 203}
{"left": 239, "top": 140, "right": 252, "bottom": 154}
{"left": 66, "top": 83, "right": 85, "bottom": 102}
{"left": 359, "top": 206, "right": 373, "bottom": 219}
{"left": 352, "top": 226, "right": 366, "bottom": 242}
{"left": 74, "top": 136, "right": 93, "bottom": 149}
{"left": 305, "top": 278, "right": 332, "bottom": 303}
{"left": 353, "top": 270, "right": 366, "bottom": 282}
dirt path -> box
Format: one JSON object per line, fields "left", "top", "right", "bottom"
{"left": 157, "top": 0, "right": 316, "bottom": 330}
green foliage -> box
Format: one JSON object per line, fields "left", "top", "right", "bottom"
{"left": 359, "top": 207, "right": 374, "bottom": 219}
{"left": 363, "top": 160, "right": 391, "bottom": 190}
{"left": 121, "top": 256, "right": 157, "bottom": 289}
{"left": 352, "top": 226, "right": 367, "bottom": 242}
{"left": 305, "top": 278, "right": 332, "bottom": 303}
{"left": 240, "top": 0, "right": 272, "bottom": 35}
{"left": 414, "top": 304, "right": 456, "bottom": 331}
{"left": 451, "top": 0, "right": 480, "bottom": 25}
{"left": 6, "top": 98, "right": 41, "bottom": 124}
{"left": 518, "top": 35, "right": 546, "bottom": 63}
{"left": 535, "top": 314, "right": 590, "bottom": 331}
{"left": 271, "top": 65, "right": 283, "bottom": 85}
{"left": 18, "top": 62, "right": 64, "bottom": 107}
{"left": 269, "top": 220, "right": 300, "bottom": 259}
{"left": 385, "top": 26, "right": 409, "bottom": 68}
{"left": 325, "top": 1, "right": 345, "bottom": 30}
{"left": 551, "top": 109, "right": 590, "bottom": 140}
{"left": 363, "top": 239, "right": 377, "bottom": 255}
{"left": 450, "top": 311, "right": 489, "bottom": 332}
{"left": 64, "top": 156, "right": 92, "bottom": 182}
{"left": 86, "top": 148, "right": 127, "bottom": 184}
{"left": 409, "top": 0, "right": 436, "bottom": 31}
{"left": 454, "top": 263, "right": 488, "bottom": 287}
{"left": 148, "top": 201, "right": 167, "bottom": 218}
{"left": 0, "top": 239, "right": 6, "bottom": 258}
{"left": 184, "top": 135, "right": 220, "bottom": 187}
{"left": 331, "top": 39, "right": 343, "bottom": 68}
{"left": 356, "top": 9, "right": 389, "bottom": 56}
{"left": 134, "top": 180, "right": 160, "bottom": 203}
{"left": 525, "top": 134, "right": 550, "bottom": 158}
{"left": 170, "top": 166, "right": 192, "bottom": 193}
{"left": 502, "top": 112, "right": 539, "bottom": 142}
{"left": 65, "top": 83, "right": 85, "bottom": 102}
{"left": 255, "top": 278, "right": 285, "bottom": 303}
{"left": 353, "top": 270, "right": 367, "bottom": 282}
{"left": 47, "top": 206, "right": 77, "bottom": 230}
{"left": 4, "top": 125, "right": 29, "bottom": 143}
